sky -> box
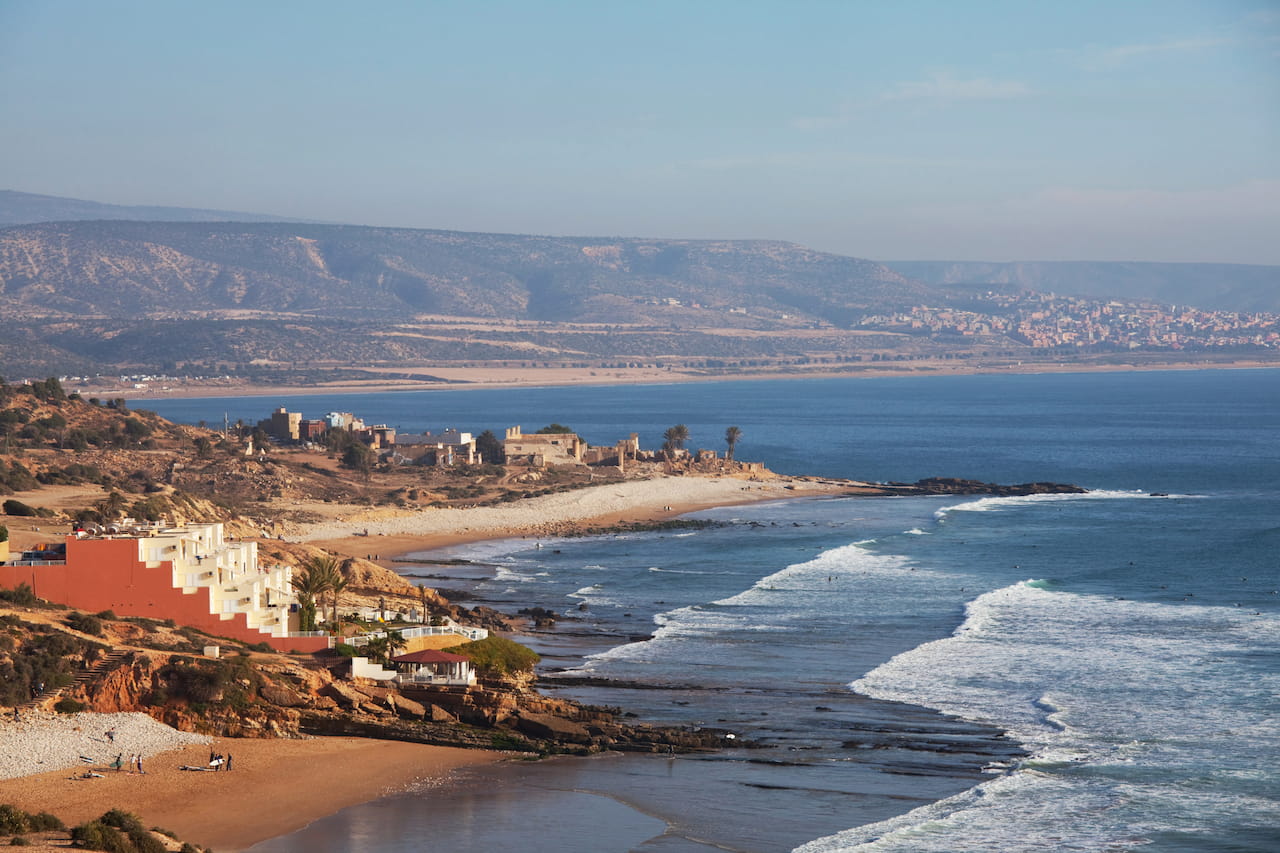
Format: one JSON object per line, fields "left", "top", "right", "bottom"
{"left": 1, "top": 0, "right": 1277, "bottom": 264}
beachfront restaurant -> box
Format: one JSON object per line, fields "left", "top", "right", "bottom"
{"left": 391, "top": 649, "right": 477, "bottom": 686}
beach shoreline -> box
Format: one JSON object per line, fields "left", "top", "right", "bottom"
{"left": 113, "top": 358, "right": 1280, "bottom": 402}
{"left": 299, "top": 473, "right": 847, "bottom": 568}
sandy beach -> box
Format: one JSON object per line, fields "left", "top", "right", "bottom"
{"left": 0, "top": 712, "right": 501, "bottom": 851}
{"left": 298, "top": 473, "right": 843, "bottom": 563}
{"left": 107, "top": 357, "right": 1280, "bottom": 402}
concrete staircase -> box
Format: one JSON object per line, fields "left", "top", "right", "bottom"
{"left": 17, "top": 648, "right": 132, "bottom": 712}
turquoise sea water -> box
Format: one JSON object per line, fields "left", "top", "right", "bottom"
{"left": 145, "top": 369, "right": 1280, "bottom": 852}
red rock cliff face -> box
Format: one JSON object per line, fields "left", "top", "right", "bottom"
{"left": 75, "top": 653, "right": 332, "bottom": 738}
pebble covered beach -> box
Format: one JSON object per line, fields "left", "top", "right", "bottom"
{"left": 0, "top": 711, "right": 209, "bottom": 780}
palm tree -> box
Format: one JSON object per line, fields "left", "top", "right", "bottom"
{"left": 294, "top": 554, "right": 343, "bottom": 629}
{"left": 363, "top": 634, "right": 389, "bottom": 664}
{"left": 329, "top": 572, "right": 350, "bottom": 627}
{"left": 384, "top": 629, "right": 407, "bottom": 662}
{"left": 290, "top": 563, "right": 330, "bottom": 632}
{"left": 98, "top": 490, "right": 129, "bottom": 522}
{"left": 724, "top": 426, "right": 742, "bottom": 461}
{"left": 662, "top": 424, "right": 690, "bottom": 458}
{"left": 362, "top": 630, "right": 406, "bottom": 666}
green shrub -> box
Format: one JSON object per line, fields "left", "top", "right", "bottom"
{"left": 66, "top": 612, "right": 104, "bottom": 636}
{"left": 0, "top": 804, "right": 30, "bottom": 834}
{"left": 9, "top": 836, "right": 30, "bottom": 846}
{"left": 0, "top": 584, "right": 37, "bottom": 606}
{"left": 128, "top": 827, "right": 167, "bottom": 853}
{"left": 27, "top": 812, "right": 61, "bottom": 831}
{"left": 443, "top": 635, "right": 540, "bottom": 677}
{"left": 332, "top": 643, "right": 357, "bottom": 657}
{"left": 54, "top": 697, "right": 86, "bottom": 714}
{"left": 99, "top": 809, "right": 144, "bottom": 834}
{"left": 69, "top": 820, "right": 129, "bottom": 852}
{"left": 1, "top": 500, "right": 36, "bottom": 517}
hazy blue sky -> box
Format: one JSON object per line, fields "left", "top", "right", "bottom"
{"left": 2, "top": 1, "right": 1277, "bottom": 263}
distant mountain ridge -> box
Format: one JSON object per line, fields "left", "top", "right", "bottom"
{"left": 0, "top": 219, "right": 927, "bottom": 324}
{"left": 885, "top": 260, "right": 1280, "bottom": 314}
{"left": 4, "top": 190, "right": 1274, "bottom": 316}
{"left": 0, "top": 190, "right": 1275, "bottom": 379}
{"left": 0, "top": 189, "right": 327, "bottom": 228}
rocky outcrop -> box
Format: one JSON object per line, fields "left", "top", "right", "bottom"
{"left": 516, "top": 712, "right": 591, "bottom": 744}
{"left": 388, "top": 693, "right": 427, "bottom": 720}
{"left": 898, "top": 478, "right": 1085, "bottom": 496}
{"left": 295, "top": 676, "right": 733, "bottom": 755}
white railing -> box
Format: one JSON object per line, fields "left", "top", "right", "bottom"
{"left": 400, "top": 672, "right": 475, "bottom": 686}
{"left": 345, "top": 623, "right": 487, "bottom": 648}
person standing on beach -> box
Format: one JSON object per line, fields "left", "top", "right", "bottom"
{"left": 226, "top": 753, "right": 232, "bottom": 771}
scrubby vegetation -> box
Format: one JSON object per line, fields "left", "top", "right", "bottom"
{"left": 65, "top": 611, "right": 105, "bottom": 636}
{"left": 149, "top": 653, "right": 262, "bottom": 710}
{"left": 68, "top": 808, "right": 207, "bottom": 853}
{"left": 0, "top": 584, "right": 35, "bottom": 607}
{"left": 0, "top": 618, "right": 104, "bottom": 706}
{"left": 0, "top": 804, "right": 63, "bottom": 836}
{"left": 444, "top": 635, "right": 540, "bottom": 677}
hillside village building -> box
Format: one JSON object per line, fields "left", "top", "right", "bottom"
{"left": 391, "top": 430, "right": 477, "bottom": 467}
{"left": 0, "top": 521, "right": 330, "bottom": 652}
{"left": 299, "top": 419, "right": 327, "bottom": 441}
{"left": 252, "top": 407, "right": 645, "bottom": 472}
{"left": 268, "top": 407, "right": 301, "bottom": 441}
{"left": 502, "top": 425, "right": 585, "bottom": 466}
{"left": 324, "top": 412, "right": 363, "bottom": 431}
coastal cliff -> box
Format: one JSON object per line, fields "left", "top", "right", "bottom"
{"left": 1, "top": 605, "right": 725, "bottom": 757}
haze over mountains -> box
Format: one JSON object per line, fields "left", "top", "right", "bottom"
{"left": 0, "top": 189, "right": 324, "bottom": 228}
{"left": 889, "top": 261, "right": 1280, "bottom": 315}
{"left": 0, "top": 190, "right": 1275, "bottom": 381}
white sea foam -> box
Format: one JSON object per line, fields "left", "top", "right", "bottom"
{"left": 493, "top": 564, "right": 536, "bottom": 583}
{"left": 932, "top": 489, "right": 1152, "bottom": 521}
{"left": 567, "top": 582, "right": 625, "bottom": 608}
{"left": 578, "top": 539, "right": 952, "bottom": 670}
{"left": 647, "top": 566, "right": 716, "bottom": 574}
{"left": 800, "top": 583, "right": 1280, "bottom": 851}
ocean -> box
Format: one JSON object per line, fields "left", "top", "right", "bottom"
{"left": 143, "top": 369, "right": 1280, "bottom": 852}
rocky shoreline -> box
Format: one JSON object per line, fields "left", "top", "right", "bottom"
{"left": 302, "top": 676, "right": 734, "bottom": 755}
